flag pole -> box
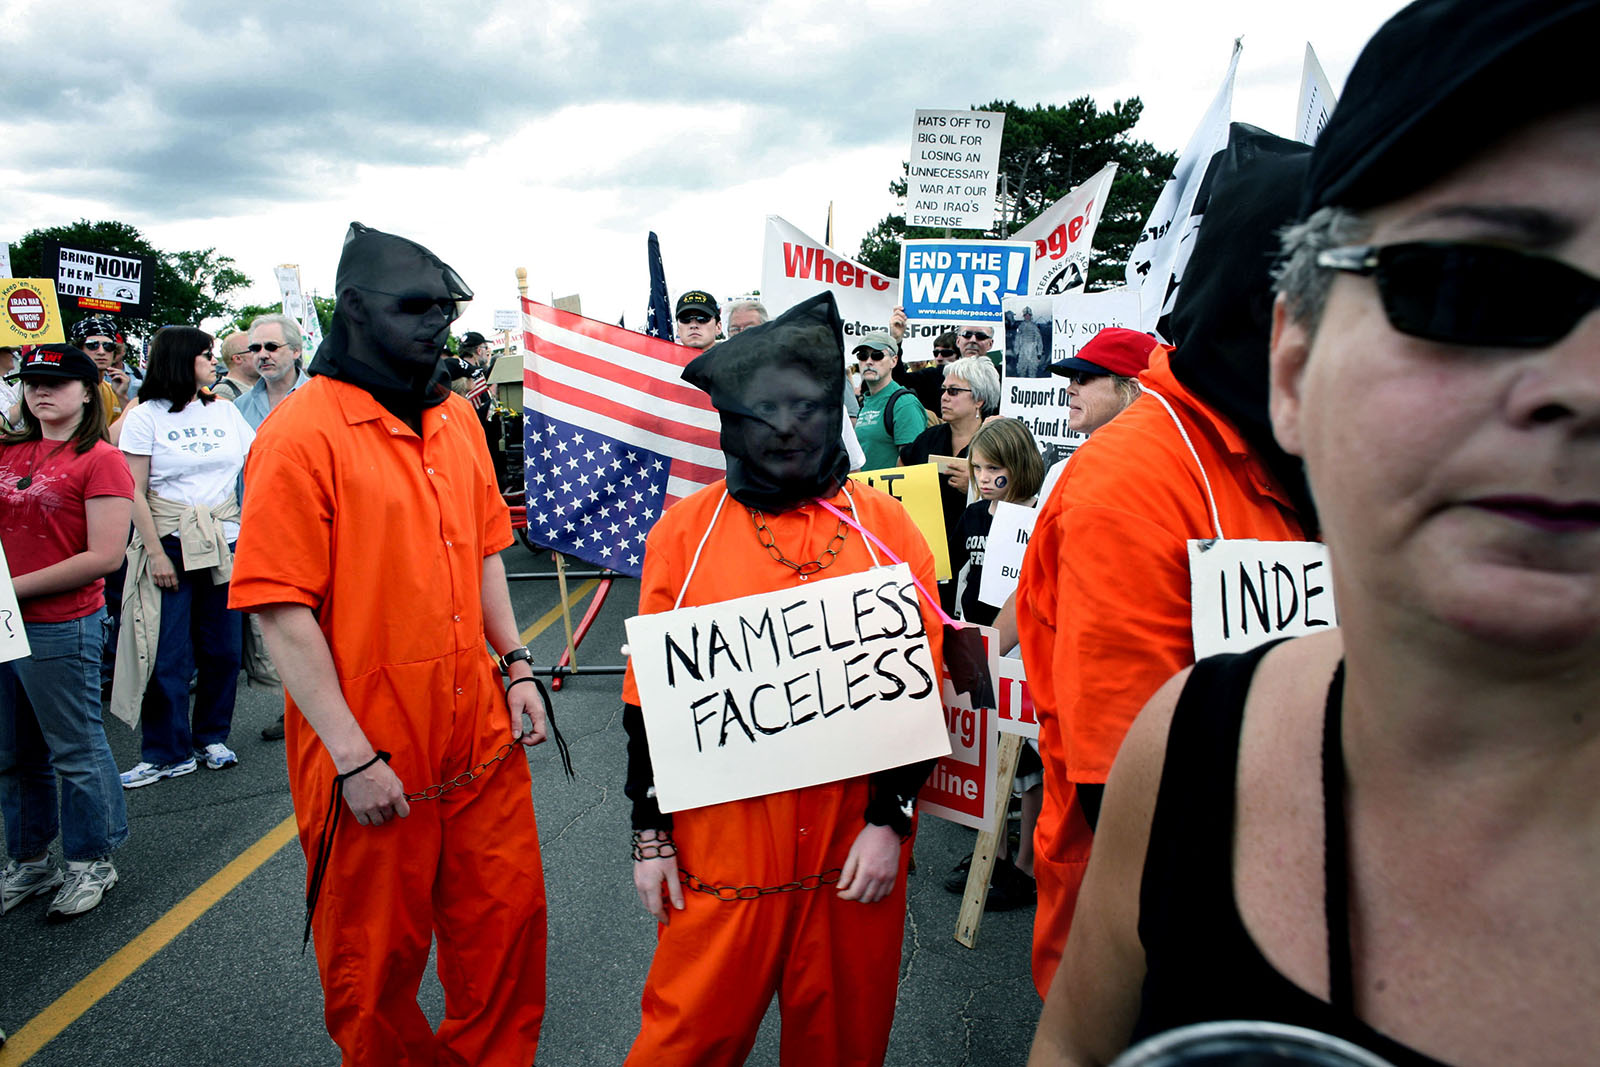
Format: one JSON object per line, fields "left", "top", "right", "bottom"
{"left": 519, "top": 266, "right": 581, "bottom": 667}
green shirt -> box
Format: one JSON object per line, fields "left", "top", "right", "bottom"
{"left": 855, "top": 385, "right": 927, "bottom": 471}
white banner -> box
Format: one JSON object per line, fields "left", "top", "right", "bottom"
{"left": 1125, "top": 39, "right": 1241, "bottom": 333}
{"left": 0, "top": 539, "right": 31, "bottom": 664}
{"left": 1188, "top": 538, "right": 1339, "bottom": 660}
{"left": 273, "top": 264, "right": 322, "bottom": 354}
{"left": 493, "top": 309, "right": 520, "bottom": 331}
{"left": 1013, "top": 163, "right": 1118, "bottom": 296}
{"left": 625, "top": 564, "right": 951, "bottom": 813}
{"left": 0, "top": 242, "right": 12, "bottom": 279}
{"left": 1294, "top": 43, "right": 1338, "bottom": 146}
{"left": 1000, "top": 289, "right": 1141, "bottom": 453}
{"left": 977, "top": 501, "right": 1038, "bottom": 610}
{"left": 906, "top": 109, "right": 1006, "bottom": 231}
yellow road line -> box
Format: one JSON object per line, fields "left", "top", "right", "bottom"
{"left": 3, "top": 578, "right": 601, "bottom": 1063}
{"left": 519, "top": 578, "right": 599, "bottom": 645}
{"left": 2, "top": 815, "right": 299, "bottom": 1063}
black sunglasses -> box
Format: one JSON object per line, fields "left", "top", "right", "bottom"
{"left": 960, "top": 331, "right": 992, "bottom": 341}
{"left": 941, "top": 385, "right": 972, "bottom": 397}
{"left": 81, "top": 340, "right": 117, "bottom": 351}
{"left": 677, "top": 313, "right": 712, "bottom": 325}
{"left": 1061, "top": 370, "right": 1105, "bottom": 386}
{"left": 855, "top": 350, "right": 891, "bottom": 362}
{"left": 1317, "top": 241, "right": 1600, "bottom": 348}
{"left": 247, "top": 341, "right": 294, "bottom": 354}
{"left": 933, "top": 347, "right": 958, "bottom": 357}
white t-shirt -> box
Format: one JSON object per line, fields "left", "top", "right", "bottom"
{"left": 120, "top": 396, "right": 255, "bottom": 540}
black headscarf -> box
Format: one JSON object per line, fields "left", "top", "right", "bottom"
{"left": 1161, "top": 123, "right": 1319, "bottom": 535}
{"left": 308, "top": 222, "right": 473, "bottom": 419}
{"left": 682, "top": 292, "right": 850, "bottom": 512}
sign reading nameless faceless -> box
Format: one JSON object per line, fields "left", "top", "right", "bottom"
{"left": 626, "top": 564, "right": 951, "bottom": 813}
{"left": 906, "top": 109, "right": 1006, "bottom": 231}
{"left": 38, "top": 242, "right": 157, "bottom": 318}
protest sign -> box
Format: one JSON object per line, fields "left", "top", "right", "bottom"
{"left": 0, "top": 279, "right": 66, "bottom": 346}
{"left": 1000, "top": 289, "right": 1141, "bottom": 454}
{"left": 38, "top": 242, "right": 157, "bottom": 318}
{"left": 976, "top": 501, "right": 1037, "bottom": 611}
{"left": 1, "top": 540, "right": 31, "bottom": 665}
{"left": 1125, "top": 39, "right": 1241, "bottom": 333}
{"left": 625, "top": 563, "right": 950, "bottom": 813}
{"left": 906, "top": 109, "right": 1005, "bottom": 231}
{"left": 493, "top": 309, "right": 520, "bottom": 331}
{"left": 995, "top": 655, "right": 1038, "bottom": 740}
{"left": 900, "top": 240, "right": 1030, "bottom": 324}
{"left": 1013, "top": 163, "right": 1118, "bottom": 296}
{"left": 850, "top": 462, "right": 953, "bottom": 580}
{"left": 920, "top": 624, "right": 1000, "bottom": 830}
{"left": 1188, "top": 538, "right": 1339, "bottom": 660}
{"left": 0, "top": 242, "right": 12, "bottom": 278}
{"left": 1295, "top": 43, "right": 1338, "bottom": 146}
{"left": 274, "top": 265, "right": 307, "bottom": 324}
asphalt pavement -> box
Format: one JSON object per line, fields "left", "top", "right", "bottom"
{"left": 0, "top": 542, "right": 1038, "bottom": 1066}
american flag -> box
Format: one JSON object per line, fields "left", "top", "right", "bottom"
{"left": 521, "top": 300, "right": 724, "bottom": 577}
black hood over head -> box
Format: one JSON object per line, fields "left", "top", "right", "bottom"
{"left": 1162, "top": 123, "right": 1318, "bottom": 535}
{"left": 308, "top": 222, "right": 473, "bottom": 418}
{"left": 682, "top": 292, "right": 849, "bottom": 513}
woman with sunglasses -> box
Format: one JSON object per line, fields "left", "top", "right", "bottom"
{"left": 899, "top": 356, "right": 1000, "bottom": 607}
{"left": 110, "top": 327, "right": 255, "bottom": 788}
{"left": 0, "top": 345, "right": 134, "bottom": 919}
{"left": 1032, "top": 2, "right": 1600, "bottom": 1063}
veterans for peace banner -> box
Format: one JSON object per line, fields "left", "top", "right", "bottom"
{"left": 625, "top": 563, "right": 951, "bottom": 813}
{"left": 1125, "top": 38, "right": 1241, "bottom": 334}
{"left": 1295, "top": 43, "right": 1338, "bottom": 146}
{"left": 521, "top": 301, "right": 723, "bottom": 577}
{"left": 1012, "top": 163, "right": 1118, "bottom": 296}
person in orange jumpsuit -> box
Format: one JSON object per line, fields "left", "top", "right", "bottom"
{"left": 1017, "top": 128, "right": 1319, "bottom": 999}
{"left": 622, "top": 293, "right": 945, "bottom": 1066}
{"left": 228, "top": 223, "right": 549, "bottom": 1066}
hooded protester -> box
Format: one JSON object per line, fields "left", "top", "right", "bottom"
{"left": 1016, "top": 125, "right": 1316, "bottom": 999}
{"left": 228, "top": 222, "right": 551, "bottom": 1065}
{"left": 621, "top": 292, "right": 945, "bottom": 1066}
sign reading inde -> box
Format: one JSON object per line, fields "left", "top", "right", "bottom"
{"left": 39, "top": 241, "right": 157, "bottom": 318}
{"left": 899, "top": 240, "right": 1031, "bottom": 323}
{"left": 0, "top": 278, "right": 65, "bottom": 345}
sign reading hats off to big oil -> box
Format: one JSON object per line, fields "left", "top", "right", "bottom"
{"left": 38, "top": 241, "right": 157, "bottom": 317}
{"left": 906, "top": 109, "right": 1005, "bottom": 231}
{"left": 0, "top": 278, "right": 66, "bottom": 346}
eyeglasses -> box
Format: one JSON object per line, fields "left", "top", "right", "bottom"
{"left": 247, "top": 341, "right": 295, "bottom": 354}
{"left": 933, "top": 348, "right": 958, "bottom": 358}
{"left": 1062, "top": 370, "right": 1105, "bottom": 386}
{"left": 960, "top": 331, "right": 992, "bottom": 342}
{"left": 856, "top": 350, "right": 891, "bottom": 362}
{"left": 1316, "top": 241, "right": 1600, "bottom": 348}
{"left": 678, "top": 313, "right": 712, "bottom": 325}
{"left": 81, "top": 340, "right": 116, "bottom": 351}
{"left": 941, "top": 385, "right": 972, "bottom": 397}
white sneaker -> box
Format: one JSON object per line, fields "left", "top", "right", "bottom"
{"left": 2, "top": 857, "right": 64, "bottom": 915}
{"left": 120, "top": 758, "right": 198, "bottom": 789}
{"left": 197, "top": 743, "right": 238, "bottom": 770}
{"left": 46, "top": 858, "right": 117, "bottom": 920}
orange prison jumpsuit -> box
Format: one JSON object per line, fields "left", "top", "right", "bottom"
{"left": 229, "top": 376, "right": 546, "bottom": 1066}
{"left": 1017, "top": 348, "right": 1305, "bottom": 998}
{"left": 622, "top": 481, "right": 943, "bottom": 1067}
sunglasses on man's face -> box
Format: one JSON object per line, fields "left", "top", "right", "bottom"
{"left": 856, "top": 350, "right": 890, "bottom": 362}
{"left": 81, "top": 340, "right": 116, "bottom": 351}
{"left": 1317, "top": 241, "right": 1600, "bottom": 348}
{"left": 247, "top": 341, "right": 293, "bottom": 354}
{"left": 1062, "top": 370, "right": 1106, "bottom": 386}
{"left": 678, "top": 313, "right": 712, "bottom": 325}
{"left": 933, "top": 347, "right": 958, "bottom": 358}
{"left": 960, "top": 331, "right": 992, "bottom": 342}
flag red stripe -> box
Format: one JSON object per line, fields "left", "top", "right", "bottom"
{"left": 526, "top": 333, "right": 711, "bottom": 409}
{"left": 523, "top": 300, "right": 701, "bottom": 369}
{"left": 524, "top": 370, "right": 722, "bottom": 454}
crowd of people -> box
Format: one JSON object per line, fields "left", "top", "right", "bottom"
{"left": 2, "top": 0, "right": 1597, "bottom": 1063}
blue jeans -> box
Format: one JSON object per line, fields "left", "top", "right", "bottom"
{"left": 0, "top": 608, "right": 129, "bottom": 862}
{"left": 139, "top": 537, "right": 242, "bottom": 764}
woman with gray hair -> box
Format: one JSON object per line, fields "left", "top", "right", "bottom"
{"left": 900, "top": 354, "right": 1001, "bottom": 607}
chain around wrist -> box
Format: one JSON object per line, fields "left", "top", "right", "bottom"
{"left": 631, "top": 829, "right": 677, "bottom": 862}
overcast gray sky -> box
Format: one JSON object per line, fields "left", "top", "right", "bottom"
{"left": 2, "top": 0, "right": 1410, "bottom": 336}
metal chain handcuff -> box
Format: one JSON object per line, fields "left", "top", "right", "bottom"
{"left": 748, "top": 502, "right": 852, "bottom": 580}
{"left": 678, "top": 867, "right": 845, "bottom": 901}
{"left": 403, "top": 741, "right": 517, "bottom": 802}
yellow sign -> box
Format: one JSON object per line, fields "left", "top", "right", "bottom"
{"left": 0, "top": 279, "right": 66, "bottom": 345}
{"left": 850, "top": 461, "right": 953, "bottom": 580}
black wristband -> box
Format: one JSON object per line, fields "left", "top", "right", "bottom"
{"left": 335, "top": 750, "right": 390, "bottom": 783}
{"left": 506, "top": 676, "right": 539, "bottom": 694}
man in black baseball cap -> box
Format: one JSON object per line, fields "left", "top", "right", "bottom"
{"left": 673, "top": 290, "right": 720, "bottom": 350}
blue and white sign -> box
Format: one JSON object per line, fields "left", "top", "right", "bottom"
{"left": 899, "top": 240, "right": 1032, "bottom": 322}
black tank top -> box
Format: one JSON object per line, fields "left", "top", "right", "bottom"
{"left": 1131, "top": 642, "right": 1452, "bottom": 1067}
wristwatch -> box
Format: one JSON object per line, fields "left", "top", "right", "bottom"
{"left": 499, "top": 646, "right": 533, "bottom": 675}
